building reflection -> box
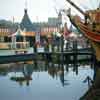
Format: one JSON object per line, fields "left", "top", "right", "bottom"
{"left": 0, "top": 59, "right": 94, "bottom": 87}
{"left": 10, "top": 63, "right": 34, "bottom": 86}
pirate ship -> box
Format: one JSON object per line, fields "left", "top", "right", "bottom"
{"left": 63, "top": 0, "right": 100, "bottom": 99}
{"left": 65, "top": 0, "right": 100, "bottom": 61}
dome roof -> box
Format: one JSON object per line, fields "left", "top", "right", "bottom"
{"left": 20, "top": 9, "right": 36, "bottom": 32}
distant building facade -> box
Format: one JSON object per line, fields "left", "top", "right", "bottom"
{"left": 40, "top": 17, "right": 62, "bottom": 36}
{"left": 48, "top": 17, "right": 59, "bottom": 26}
{"left": 41, "top": 25, "right": 60, "bottom": 36}
{"left": 0, "top": 26, "right": 13, "bottom": 42}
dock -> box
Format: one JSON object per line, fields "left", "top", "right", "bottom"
{"left": 0, "top": 48, "right": 93, "bottom": 64}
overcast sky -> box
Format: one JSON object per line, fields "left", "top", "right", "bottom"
{"left": 0, "top": 0, "right": 98, "bottom": 22}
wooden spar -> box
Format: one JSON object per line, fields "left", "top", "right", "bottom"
{"left": 66, "top": 0, "right": 85, "bottom": 16}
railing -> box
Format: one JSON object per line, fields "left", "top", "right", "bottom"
{"left": 0, "top": 42, "right": 30, "bottom": 49}
{"left": 13, "top": 42, "right": 30, "bottom": 49}
{"left": 0, "top": 42, "right": 11, "bottom": 49}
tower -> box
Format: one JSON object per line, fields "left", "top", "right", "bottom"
{"left": 58, "top": 11, "right": 62, "bottom": 29}
{"left": 20, "top": 0, "right": 36, "bottom": 32}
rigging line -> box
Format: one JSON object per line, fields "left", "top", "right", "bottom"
{"left": 95, "top": 0, "right": 99, "bottom": 9}
{"left": 64, "top": 1, "right": 70, "bottom": 7}
{"left": 97, "top": 0, "right": 98, "bottom": 5}
{"left": 65, "top": 0, "right": 85, "bottom": 15}
{"left": 25, "top": 0, "right": 28, "bottom": 9}
{"left": 80, "top": 0, "right": 91, "bottom": 10}
{"left": 90, "top": 0, "right": 97, "bottom": 9}
{"left": 52, "top": 0, "right": 60, "bottom": 12}
{"left": 49, "top": 0, "right": 59, "bottom": 16}
{"left": 52, "top": 0, "right": 60, "bottom": 8}
{"left": 80, "top": 0, "right": 91, "bottom": 9}
{"left": 97, "top": 0, "right": 100, "bottom": 8}
{"left": 54, "top": 6, "right": 59, "bottom": 15}
{"left": 77, "top": 2, "right": 89, "bottom": 11}
{"left": 74, "top": 0, "right": 87, "bottom": 10}
{"left": 52, "top": 0, "right": 66, "bottom": 10}
{"left": 81, "top": 5, "right": 89, "bottom": 11}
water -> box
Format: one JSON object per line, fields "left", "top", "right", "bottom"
{"left": 0, "top": 61, "right": 94, "bottom": 100}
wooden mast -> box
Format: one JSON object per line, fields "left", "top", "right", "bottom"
{"left": 66, "top": 0, "right": 85, "bottom": 16}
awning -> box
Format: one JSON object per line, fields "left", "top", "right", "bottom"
{"left": 11, "top": 28, "right": 35, "bottom": 37}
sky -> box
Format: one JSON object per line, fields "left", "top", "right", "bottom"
{"left": 0, "top": 0, "right": 98, "bottom": 23}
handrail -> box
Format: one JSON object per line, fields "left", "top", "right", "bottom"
{"left": 0, "top": 42, "right": 30, "bottom": 49}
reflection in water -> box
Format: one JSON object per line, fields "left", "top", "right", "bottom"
{"left": 0, "top": 60, "right": 94, "bottom": 100}
{"left": 47, "top": 62, "right": 70, "bottom": 87}
{"left": 83, "top": 76, "right": 93, "bottom": 88}
{"left": 10, "top": 63, "right": 33, "bottom": 86}
{"left": 0, "top": 60, "right": 94, "bottom": 87}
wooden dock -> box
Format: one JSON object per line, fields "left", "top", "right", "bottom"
{"left": 0, "top": 48, "right": 93, "bottom": 64}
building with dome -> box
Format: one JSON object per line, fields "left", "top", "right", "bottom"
{"left": 20, "top": 8, "right": 36, "bottom": 47}
{"left": 20, "top": 8, "right": 36, "bottom": 32}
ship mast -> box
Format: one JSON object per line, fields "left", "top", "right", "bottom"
{"left": 65, "top": 0, "right": 90, "bottom": 24}
{"left": 65, "top": 0, "right": 85, "bottom": 16}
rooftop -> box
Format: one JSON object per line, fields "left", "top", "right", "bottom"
{"left": 20, "top": 9, "right": 36, "bottom": 32}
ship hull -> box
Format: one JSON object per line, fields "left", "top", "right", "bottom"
{"left": 68, "top": 15, "right": 100, "bottom": 61}
{"left": 77, "top": 22, "right": 100, "bottom": 61}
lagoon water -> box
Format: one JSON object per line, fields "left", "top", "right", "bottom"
{"left": 0, "top": 61, "right": 94, "bottom": 100}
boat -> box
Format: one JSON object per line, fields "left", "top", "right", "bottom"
{"left": 64, "top": 0, "right": 100, "bottom": 61}
{"left": 63, "top": 0, "right": 100, "bottom": 99}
